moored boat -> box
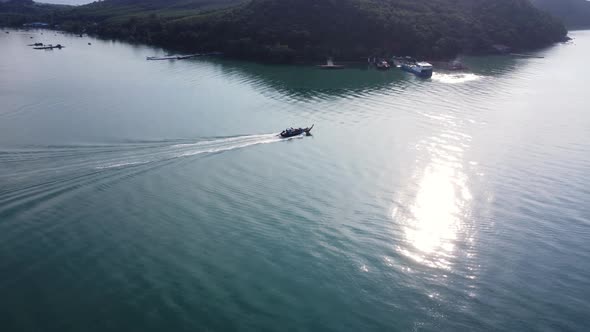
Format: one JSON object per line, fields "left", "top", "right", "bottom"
{"left": 280, "top": 125, "right": 314, "bottom": 138}
{"left": 33, "top": 44, "right": 64, "bottom": 50}
{"left": 375, "top": 59, "right": 391, "bottom": 70}
{"left": 368, "top": 57, "right": 391, "bottom": 70}
{"left": 449, "top": 59, "right": 467, "bottom": 70}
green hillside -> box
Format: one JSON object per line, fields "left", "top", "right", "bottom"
{"left": 79, "top": 0, "right": 565, "bottom": 61}
{"left": 530, "top": 0, "right": 590, "bottom": 28}
{"left": 67, "top": 0, "right": 243, "bottom": 21}
{"left": 0, "top": 0, "right": 70, "bottom": 26}
{"left": 2, "top": 0, "right": 568, "bottom": 63}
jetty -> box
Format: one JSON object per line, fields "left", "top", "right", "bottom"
{"left": 146, "top": 53, "right": 222, "bottom": 61}
{"left": 510, "top": 53, "right": 544, "bottom": 59}
{"left": 147, "top": 55, "right": 180, "bottom": 60}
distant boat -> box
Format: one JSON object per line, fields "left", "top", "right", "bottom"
{"left": 280, "top": 125, "right": 314, "bottom": 138}
{"left": 317, "top": 58, "right": 345, "bottom": 69}
{"left": 449, "top": 59, "right": 468, "bottom": 70}
{"left": 375, "top": 59, "right": 391, "bottom": 70}
{"left": 34, "top": 44, "right": 64, "bottom": 50}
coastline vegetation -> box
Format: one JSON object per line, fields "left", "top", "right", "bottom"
{"left": 2, "top": 0, "right": 568, "bottom": 63}
{"left": 530, "top": 0, "right": 590, "bottom": 29}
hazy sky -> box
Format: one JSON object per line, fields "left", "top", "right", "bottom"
{"left": 39, "top": 0, "right": 94, "bottom": 4}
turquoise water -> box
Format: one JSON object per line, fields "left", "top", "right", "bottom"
{"left": 1, "top": 29, "right": 589, "bottom": 331}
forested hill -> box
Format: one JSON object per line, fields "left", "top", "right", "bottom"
{"left": 2, "top": 0, "right": 568, "bottom": 62}
{"left": 0, "top": 0, "right": 70, "bottom": 25}
{"left": 80, "top": 0, "right": 243, "bottom": 12}
{"left": 530, "top": 0, "right": 590, "bottom": 28}
{"left": 63, "top": 0, "right": 243, "bottom": 22}
{"left": 0, "top": 0, "right": 241, "bottom": 26}
{"left": 183, "top": 0, "right": 566, "bottom": 61}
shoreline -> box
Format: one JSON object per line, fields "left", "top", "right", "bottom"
{"left": 4, "top": 26, "right": 572, "bottom": 67}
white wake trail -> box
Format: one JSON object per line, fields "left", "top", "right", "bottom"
{"left": 94, "top": 133, "right": 303, "bottom": 170}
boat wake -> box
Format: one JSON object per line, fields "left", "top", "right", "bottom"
{"left": 4, "top": 132, "right": 296, "bottom": 172}
{"left": 94, "top": 132, "right": 294, "bottom": 168}
{"left": 431, "top": 73, "right": 483, "bottom": 84}
{"left": 0, "top": 132, "right": 304, "bottom": 215}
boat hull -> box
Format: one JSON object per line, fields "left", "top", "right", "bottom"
{"left": 34, "top": 46, "right": 63, "bottom": 50}
{"left": 280, "top": 130, "right": 305, "bottom": 138}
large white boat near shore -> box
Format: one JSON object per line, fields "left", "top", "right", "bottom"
{"left": 401, "top": 61, "right": 433, "bottom": 78}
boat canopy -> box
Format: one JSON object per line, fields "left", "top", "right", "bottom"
{"left": 416, "top": 62, "right": 433, "bottom": 68}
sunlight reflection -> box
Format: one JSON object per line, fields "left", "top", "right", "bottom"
{"left": 393, "top": 130, "right": 472, "bottom": 270}
{"left": 407, "top": 164, "right": 460, "bottom": 253}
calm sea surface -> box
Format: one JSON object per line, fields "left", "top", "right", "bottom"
{"left": 1, "top": 29, "right": 589, "bottom": 331}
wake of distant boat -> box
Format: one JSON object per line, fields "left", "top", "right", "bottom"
{"left": 431, "top": 73, "right": 483, "bottom": 84}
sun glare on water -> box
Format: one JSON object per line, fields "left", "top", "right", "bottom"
{"left": 393, "top": 128, "right": 473, "bottom": 270}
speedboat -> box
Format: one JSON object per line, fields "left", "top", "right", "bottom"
{"left": 280, "top": 125, "right": 314, "bottom": 138}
